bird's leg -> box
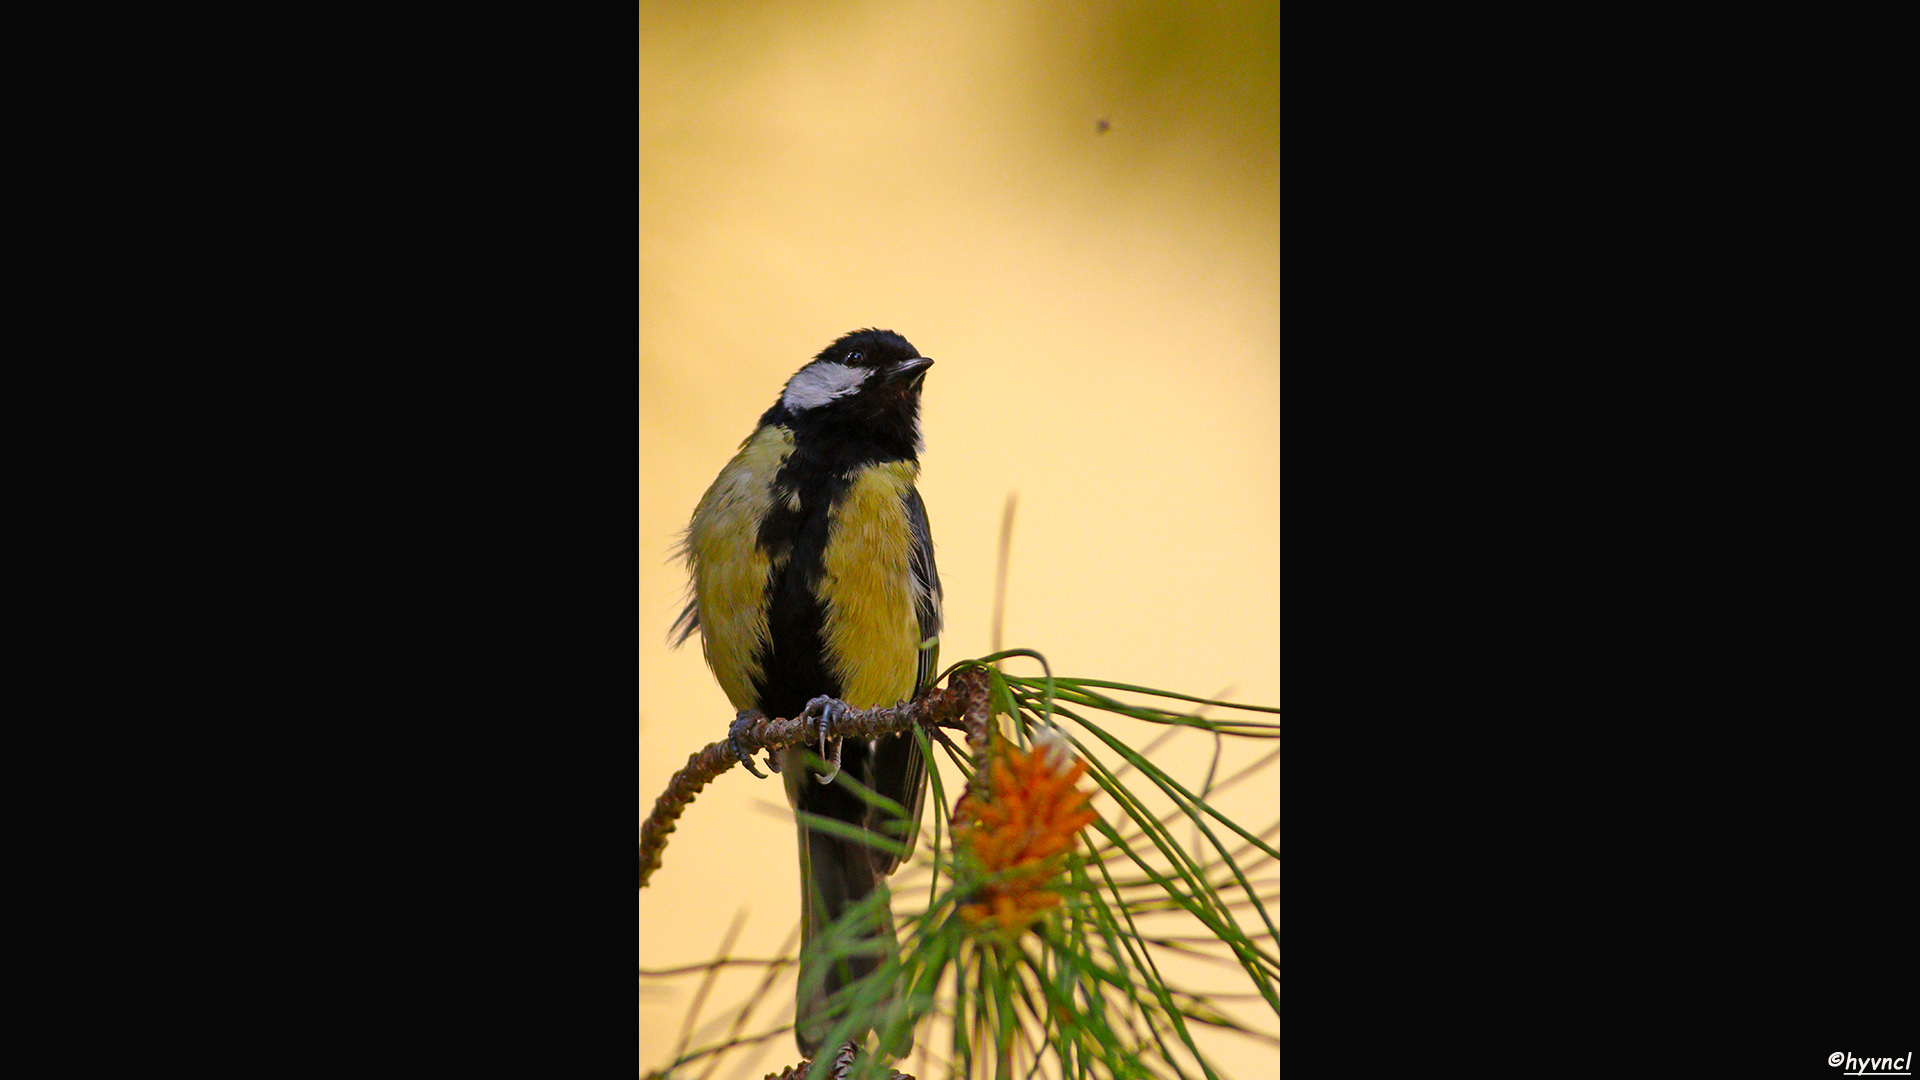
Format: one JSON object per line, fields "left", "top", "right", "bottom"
{"left": 804, "top": 695, "right": 850, "bottom": 784}
{"left": 727, "top": 708, "right": 769, "bottom": 779}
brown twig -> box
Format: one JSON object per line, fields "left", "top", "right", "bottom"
{"left": 958, "top": 670, "right": 993, "bottom": 755}
{"left": 761, "top": 1039, "right": 915, "bottom": 1080}
{"left": 639, "top": 670, "right": 988, "bottom": 890}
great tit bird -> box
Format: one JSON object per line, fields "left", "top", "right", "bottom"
{"left": 673, "top": 329, "right": 940, "bottom": 1055}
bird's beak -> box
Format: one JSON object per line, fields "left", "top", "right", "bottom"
{"left": 888, "top": 357, "right": 933, "bottom": 388}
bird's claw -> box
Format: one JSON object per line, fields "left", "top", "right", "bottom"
{"left": 728, "top": 709, "right": 768, "bottom": 779}
{"left": 805, "top": 696, "right": 849, "bottom": 784}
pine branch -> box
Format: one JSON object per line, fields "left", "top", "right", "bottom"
{"left": 639, "top": 668, "right": 992, "bottom": 890}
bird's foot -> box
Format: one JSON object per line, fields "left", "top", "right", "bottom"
{"left": 804, "top": 695, "right": 849, "bottom": 784}
{"left": 727, "top": 709, "right": 769, "bottom": 779}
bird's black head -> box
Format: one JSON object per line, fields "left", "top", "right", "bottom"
{"left": 812, "top": 329, "right": 921, "bottom": 371}
{"left": 770, "top": 329, "right": 933, "bottom": 457}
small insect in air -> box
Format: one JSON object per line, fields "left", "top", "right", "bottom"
{"left": 1095, "top": 118, "right": 1111, "bottom": 134}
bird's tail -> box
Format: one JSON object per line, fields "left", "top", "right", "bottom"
{"left": 793, "top": 824, "right": 898, "bottom": 1056}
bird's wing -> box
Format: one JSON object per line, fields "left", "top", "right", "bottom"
{"left": 867, "top": 484, "right": 939, "bottom": 873}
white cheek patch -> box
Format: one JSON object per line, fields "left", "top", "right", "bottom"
{"left": 781, "top": 361, "right": 870, "bottom": 412}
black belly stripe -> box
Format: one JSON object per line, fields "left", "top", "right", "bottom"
{"left": 750, "top": 427, "right": 915, "bottom": 722}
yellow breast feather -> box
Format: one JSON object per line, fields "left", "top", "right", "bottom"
{"left": 686, "top": 425, "right": 795, "bottom": 710}
{"left": 820, "top": 460, "right": 923, "bottom": 710}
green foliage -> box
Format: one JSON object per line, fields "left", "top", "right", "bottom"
{"left": 642, "top": 654, "right": 1279, "bottom": 1080}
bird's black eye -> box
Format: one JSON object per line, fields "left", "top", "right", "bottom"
{"left": 846, "top": 351, "right": 862, "bottom": 364}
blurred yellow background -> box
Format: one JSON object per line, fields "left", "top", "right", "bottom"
{"left": 640, "top": 1, "right": 1278, "bottom": 1074}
